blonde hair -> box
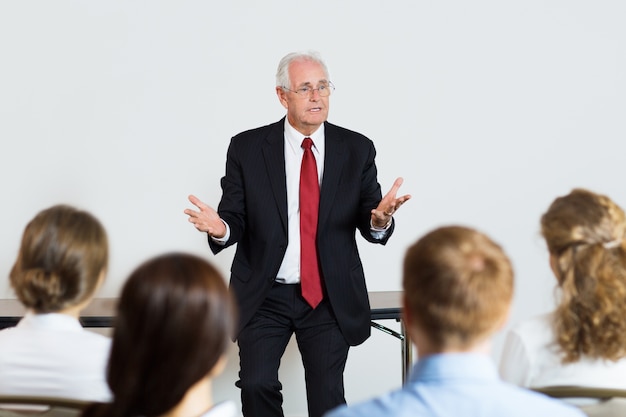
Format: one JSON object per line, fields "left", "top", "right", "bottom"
{"left": 403, "top": 226, "right": 513, "bottom": 350}
{"left": 541, "top": 188, "right": 626, "bottom": 363}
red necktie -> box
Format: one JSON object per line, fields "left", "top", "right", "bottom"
{"left": 300, "top": 137, "right": 323, "bottom": 308}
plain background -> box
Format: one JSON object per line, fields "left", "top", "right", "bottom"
{"left": 1, "top": 1, "right": 625, "bottom": 416}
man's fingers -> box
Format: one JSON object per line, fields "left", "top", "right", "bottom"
{"left": 188, "top": 194, "right": 212, "bottom": 212}
{"left": 396, "top": 195, "right": 411, "bottom": 206}
{"left": 384, "top": 177, "right": 404, "bottom": 199}
{"left": 189, "top": 194, "right": 208, "bottom": 207}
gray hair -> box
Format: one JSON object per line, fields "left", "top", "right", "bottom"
{"left": 275, "top": 51, "right": 330, "bottom": 89}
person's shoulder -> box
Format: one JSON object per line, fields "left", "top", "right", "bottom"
{"left": 0, "top": 327, "right": 19, "bottom": 351}
{"left": 323, "top": 389, "right": 415, "bottom": 417}
{"left": 0, "top": 326, "right": 17, "bottom": 337}
{"left": 325, "top": 121, "right": 371, "bottom": 143}
{"left": 44, "top": 331, "right": 109, "bottom": 370}
{"left": 509, "top": 312, "right": 554, "bottom": 340}
{"left": 79, "top": 328, "right": 112, "bottom": 343}
{"left": 495, "top": 383, "right": 586, "bottom": 416}
{"left": 323, "top": 401, "right": 383, "bottom": 417}
{"left": 324, "top": 122, "right": 376, "bottom": 157}
{"left": 232, "top": 119, "right": 283, "bottom": 140}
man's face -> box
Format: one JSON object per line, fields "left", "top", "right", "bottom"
{"left": 276, "top": 59, "right": 330, "bottom": 136}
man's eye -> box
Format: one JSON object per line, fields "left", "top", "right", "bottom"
{"left": 319, "top": 85, "right": 327, "bottom": 91}
{"left": 298, "top": 87, "right": 311, "bottom": 94}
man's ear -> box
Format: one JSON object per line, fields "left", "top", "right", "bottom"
{"left": 276, "top": 86, "right": 288, "bottom": 109}
{"left": 402, "top": 293, "right": 432, "bottom": 356}
{"left": 494, "top": 305, "right": 511, "bottom": 334}
{"left": 402, "top": 293, "right": 418, "bottom": 341}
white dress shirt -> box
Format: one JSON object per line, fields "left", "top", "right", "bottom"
{"left": 0, "top": 312, "right": 112, "bottom": 401}
{"left": 213, "top": 119, "right": 390, "bottom": 284}
{"left": 499, "top": 313, "right": 626, "bottom": 390}
{"left": 275, "top": 121, "right": 325, "bottom": 283}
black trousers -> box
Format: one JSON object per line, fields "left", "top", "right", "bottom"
{"left": 236, "top": 283, "right": 350, "bottom": 417}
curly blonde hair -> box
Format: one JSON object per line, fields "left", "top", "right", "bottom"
{"left": 541, "top": 188, "right": 626, "bottom": 363}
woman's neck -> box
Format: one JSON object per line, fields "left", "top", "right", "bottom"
{"left": 161, "top": 377, "right": 213, "bottom": 417}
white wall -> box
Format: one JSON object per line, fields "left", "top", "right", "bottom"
{"left": 1, "top": 1, "right": 625, "bottom": 416}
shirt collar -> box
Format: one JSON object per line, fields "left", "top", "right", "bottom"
{"left": 410, "top": 353, "right": 500, "bottom": 383}
{"left": 283, "top": 119, "right": 325, "bottom": 153}
{"left": 17, "top": 311, "right": 84, "bottom": 332}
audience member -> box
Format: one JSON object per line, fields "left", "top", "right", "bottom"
{"left": 325, "top": 226, "right": 585, "bottom": 417}
{"left": 0, "top": 204, "right": 111, "bottom": 401}
{"left": 500, "top": 188, "right": 626, "bottom": 393}
{"left": 81, "top": 253, "right": 238, "bottom": 417}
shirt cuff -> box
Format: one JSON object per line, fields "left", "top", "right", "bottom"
{"left": 370, "top": 218, "right": 392, "bottom": 239}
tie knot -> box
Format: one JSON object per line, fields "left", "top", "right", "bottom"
{"left": 301, "top": 137, "right": 313, "bottom": 150}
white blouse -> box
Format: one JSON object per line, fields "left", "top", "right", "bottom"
{"left": 0, "top": 312, "right": 112, "bottom": 401}
{"left": 499, "top": 313, "right": 626, "bottom": 389}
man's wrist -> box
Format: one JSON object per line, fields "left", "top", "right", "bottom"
{"left": 210, "top": 219, "right": 230, "bottom": 243}
{"left": 371, "top": 218, "right": 392, "bottom": 231}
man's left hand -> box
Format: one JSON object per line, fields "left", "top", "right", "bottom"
{"left": 371, "top": 177, "right": 411, "bottom": 228}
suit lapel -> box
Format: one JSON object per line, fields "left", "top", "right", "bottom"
{"left": 262, "top": 120, "right": 288, "bottom": 230}
{"left": 319, "top": 123, "right": 347, "bottom": 227}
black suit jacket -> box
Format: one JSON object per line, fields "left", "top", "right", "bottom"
{"left": 209, "top": 118, "right": 393, "bottom": 346}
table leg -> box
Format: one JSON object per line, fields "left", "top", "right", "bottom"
{"left": 401, "top": 319, "right": 413, "bottom": 384}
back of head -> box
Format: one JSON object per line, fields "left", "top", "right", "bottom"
{"left": 541, "top": 188, "right": 626, "bottom": 362}
{"left": 276, "top": 50, "right": 329, "bottom": 88}
{"left": 10, "top": 204, "right": 108, "bottom": 313}
{"left": 403, "top": 226, "right": 513, "bottom": 351}
{"left": 95, "top": 253, "right": 236, "bottom": 417}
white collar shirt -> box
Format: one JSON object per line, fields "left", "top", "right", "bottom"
{"left": 211, "top": 119, "right": 389, "bottom": 276}
{"left": 276, "top": 119, "right": 325, "bottom": 284}
{"left": 499, "top": 312, "right": 626, "bottom": 404}
{"left": 0, "top": 312, "right": 112, "bottom": 402}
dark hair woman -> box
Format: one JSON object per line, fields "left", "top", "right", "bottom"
{"left": 82, "top": 253, "right": 237, "bottom": 417}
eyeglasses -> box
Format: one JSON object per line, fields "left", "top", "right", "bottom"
{"left": 282, "top": 82, "right": 335, "bottom": 98}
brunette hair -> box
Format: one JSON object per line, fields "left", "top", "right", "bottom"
{"left": 82, "top": 253, "right": 236, "bottom": 417}
{"left": 10, "top": 204, "right": 108, "bottom": 313}
{"left": 403, "top": 226, "right": 513, "bottom": 350}
{"left": 541, "top": 188, "right": 626, "bottom": 363}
